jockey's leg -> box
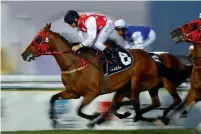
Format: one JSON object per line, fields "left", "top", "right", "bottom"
{"left": 94, "top": 22, "right": 115, "bottom": 51}
{"left": 94, "top": 22, "right": 120, "bottom": 65}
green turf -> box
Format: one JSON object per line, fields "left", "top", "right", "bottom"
{"left": 2, "top": 129, "right": 200, "bottom": 134}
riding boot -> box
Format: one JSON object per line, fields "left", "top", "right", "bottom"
{"left": 103, "top": 47, "right": 119, "bottom": 65}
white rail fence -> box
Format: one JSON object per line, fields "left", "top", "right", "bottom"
{"left": 1, "top": 75, "right": 191, "bottom": 90}
{"left": 1, "top": 75, "right": 64, "bottom": 89}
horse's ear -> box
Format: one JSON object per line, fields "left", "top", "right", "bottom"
{"left": 43, "top": 23, "right": 51, "bottom": 32}
{"left": 47, "top": 23, "right": 51, "bottom": 30}
{"left": 43, "top": 23, "right": 48, "bottom": 30}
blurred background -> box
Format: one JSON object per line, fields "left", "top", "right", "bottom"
{"left": 1, "top": 1, "right": 200, "bottom": 75}
{"left": 1, "top": 1, "right": 201, "bottom": 132}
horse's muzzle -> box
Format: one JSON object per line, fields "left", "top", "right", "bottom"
{"left": 21, "top": 52, "right": 34, "bottom": 62}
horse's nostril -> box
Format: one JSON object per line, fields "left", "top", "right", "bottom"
{"left": 21, "top": 53, "right": 28, "bottom": 61}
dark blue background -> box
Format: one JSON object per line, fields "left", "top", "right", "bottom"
{"left": 149, "top": 1, "right": 200, "bottom": 55}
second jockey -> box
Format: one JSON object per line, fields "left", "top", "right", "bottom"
{"left": 64, "top": 10, "right": 121, "bottom": 65}
{"left": 114, "top": 19, "right": 156, "bottom": 51}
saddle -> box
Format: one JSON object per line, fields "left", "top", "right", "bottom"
{"left": 78, "top": 47, "right": 134, "bottom": 76}
{"left": 149, "top": 52, "right": 163, "bottom": 63}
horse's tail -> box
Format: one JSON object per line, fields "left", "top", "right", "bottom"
{"left": 158, "top": 63, "right": 193, "bottom": 82}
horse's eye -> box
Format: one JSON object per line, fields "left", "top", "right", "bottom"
{"left": 191, "top": 23, "right": 198, "bottom": 31}
{"left": 35, "top": 36, "right": 42, "bottom": 44}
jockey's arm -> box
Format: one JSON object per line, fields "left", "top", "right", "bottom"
{"left": 131, "top": 32, "right": 144, "bottom": 49}
{"left": 78, "top": 31, "right": 87, "bottom": 42}
{"left": 132, "top": 31, "right": 143, "bottom": 45}
{"left": 81, "top": 17, "right": 97, "bottom": 47}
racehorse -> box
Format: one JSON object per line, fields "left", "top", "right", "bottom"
{"left": 21, "top": 23, "right": 184, "bottom": 127}
{"left": 156, "top": 18, "right": 201, "bottom": 126}
{"left": 87, "top": 51, "right": 193, "bottom": 127}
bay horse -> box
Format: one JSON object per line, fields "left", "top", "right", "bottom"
{"left": 21, "top": 23, "right": 185, "bottom": 128}
{"left": 157, "top": 18, "right": 201, "bottom": 126}
{"left": 87, "top": 47, "right": 192, "bottom": 128}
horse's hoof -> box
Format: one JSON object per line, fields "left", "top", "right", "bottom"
{"left": 123, "top": 112, "right": 131, "bottom": 118}
{"left": 94, "top": 112, "right": 101, "bottom": 117}
{"left": 86, "top": 122, "right": 95, "bottom": 129}
{"left": 154, "top": 119, "right": 165, "bottom": 128}
{"left": 157, "top": 116, "right": 170, "bottom": 125}
{"left": 133, "top": 116, "right": 141, "bottom": 122}
{"left": 180, "top": 111, "right": 188, "bottom": 118}
{"left": 180, "top": 114, "right": 187, "bottom": 118}
{"left": 133, "top": 115, "right": 148, "bottom": 122}
{"left": 51, "top": 119, "right": 57, "bottom": 128}
{"left": 97, "top": 117, "right": 107, "bottom": 125}
{"left": 116, "top": 112, "right": 131, "bottom": 119}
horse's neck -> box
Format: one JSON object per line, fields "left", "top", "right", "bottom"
{"left": 50, "top": 33, "right": 75, "bottom": 71}
{"left": 193, "top": 43, "right": 201, "bottom": 66}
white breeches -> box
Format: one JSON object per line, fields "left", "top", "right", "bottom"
{"left": 129, "top": 30, "right": 156, "bottom": 51}
{"left": 94, "top": 22, "right": 115, "bottom": 51}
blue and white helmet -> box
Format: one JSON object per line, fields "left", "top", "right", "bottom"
{"left": 115, "top": 19, "right": 128, "bottom": 29}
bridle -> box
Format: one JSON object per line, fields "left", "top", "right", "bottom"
{"left": 28, "top": 30, "right": 104, "bottom": 73}
{"left": 29, "top": 30, "right": 73, "bottom": 58}
{"left": 179, "top": 20, "right": 201, "bottom": 68}
{"left": 180, "top": 20, "right": 201, "bottom": 44}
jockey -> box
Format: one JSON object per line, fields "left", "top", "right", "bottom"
{"left": 114, "top": 19, "right": 156, "bottom": 51}
{"left": 64, "top": 10, "right": 120, "bottom": 65}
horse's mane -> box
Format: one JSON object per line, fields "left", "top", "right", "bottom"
{"left": 49, "top": 30, "right": 121, "bottom": 55}
{"left": 49, "top": 30, "right": 97, "bottom": 55}
{"left": 50, "top": 30, "right": 80, "bottom": 46}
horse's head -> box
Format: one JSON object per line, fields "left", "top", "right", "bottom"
{"left": 170, "top": 19, "right": 201, "bottom": 44}
{"left": 21, "top": 23, "right": 53, "bottom": 61}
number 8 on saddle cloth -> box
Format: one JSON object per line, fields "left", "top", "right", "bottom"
{"left": 105, "top": 47, "right": 134, "bottom": 76}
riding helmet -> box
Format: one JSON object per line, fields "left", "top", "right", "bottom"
{"left": 64, "top": 10, "right": 79, "bottom": 24}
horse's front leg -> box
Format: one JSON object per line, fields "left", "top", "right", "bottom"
{"left": 49, "top": 89, "right": 79, "bottom": 120}
{"left": 77, "top": 92, "right": 100, "bottom": 120}
{"left": 87, "top": 90, "right": 131, "bottom": 128}
{"left": 138, "top": 86, "right": 161, "bottom": 116}
{"left": 49, "top": 89, "right": 79, "bottom": 128}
